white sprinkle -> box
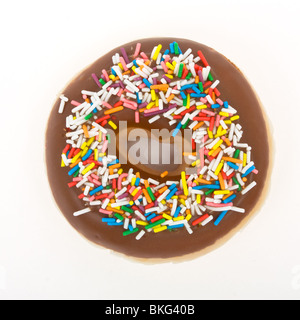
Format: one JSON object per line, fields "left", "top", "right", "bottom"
{"left": 136, "top": 230, "right": 146, "bottom": 240}
{"left": 148, "top": 115, "right": 160, "bottom": 124}
{"left": 73, "top": 207, "right": 91, "bottom": 217}
{"left": 241, "top": 181, "right": 257, "bottom": 195}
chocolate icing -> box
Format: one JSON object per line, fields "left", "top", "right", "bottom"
{"left": 45, "top": 38, "right": 270, "bottom": 259}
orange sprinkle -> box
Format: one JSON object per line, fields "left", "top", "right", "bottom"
{"left": 144, "top": 179, "right": 150, "bottom": 188}
{"left": 218, "top": 173, "right": 225, "bottom": 190}
{"left": 142, "top": 188, "right": 152, "bottom": 204}
{"left": 106, "top": 206, "right": 124, "bottom": 214}
{"left": 223, "top": 191, "right": 234, "bottom": 200}
{"left": 196, "top": 178, "right": 212, "bottom": 185}
{"left": 104, "top": 106, "right": 124, "bottom": 115}
{"left": 69, "top": 159, "right": 81, "bottom": 169}
{"left": 166, "top": 94, "right": 175, "bottom": 103}
{"left": 82, "top": 125, "right": 89, "bottom": 138}
{"left": 192, "top": 121, "right": 204, "bottom": 131}
{"left": 160, "top": 171, "right": 169, "bottom": 178}
{"left": 211, "top": 147, "right": 222, "bottom": 157}
{"left": 158, "top": 186, "right": 168, "bottom": 194}
{"left": 150, "top": 84, "right": 169, "bottom": 91}
{"left": 222, "top": 157, "right": 243, "bottom": 164}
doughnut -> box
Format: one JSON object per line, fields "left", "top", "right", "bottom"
{"left": 45, "top": 38, "right": 270, "bottom": 259}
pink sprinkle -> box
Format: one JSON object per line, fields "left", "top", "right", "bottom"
{"left": 93, "top": 179, "right": 101, "bottom": 186}
{"left": 71, "top": 100, "right": 81, "bottom": 106}
{"left": 206, "top": 202, "right": 233, "bottom": 207}
{"left": 102, "top": 69, "right": 110, "bottom": 82}
{"left": 123, "top": 102, "right": 137, "bottom": 110}
{"left": 133, "top": 43, "right": 141, "bottom": 58}
{"left": 118, "top": 173, "right": 128, "bottom": 190}
{"left": 117, "top": 88, "right": 124, "bottom": 97}
{"left": 135, "top": 111, "right": 140, "bottom": 123}
{"left": 73, "top": 177, "right": 82, "bottom": 182}
{"left": 202, "top": 109, "right": 215, "bottom": 116}
{"left": 102, "top": 140, "right": 109, "bottom": 153}
{"left": 101, "top": 101, "right": 113, "bottom": 109}
{"left": 216, "top": 98, "right": 223, "bottom": 106}
{"left": 108, "top": 192, "right": 115, "bottom": 199}
{"left": 119, "top": 57, "right": 128, "bottom": 71}
{"left": 91, "top": 174, "right": 99, "bottom": 180}
{"left": 121, "top": 98, "right": 138, "bottom": 108}
{"left": 99, "top": 209, "right": 113, "bottom": 215}
{"left": 215, "top": 114, "right": 221, "bottom": 127}
{"left": 161, "top": 61, "right": 169, "bottom": 73}
{"left": 252, "top": 169, "right": 259, "bottom": 174}
{"left": 140, "top": 52, "right": 149, "bottom": 60}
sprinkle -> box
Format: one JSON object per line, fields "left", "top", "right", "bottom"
{"left": 73, "top": 207, "right": 91, "bottom": 217}
{"left": 241, "top": 181, "right": 257, "bottom": 195}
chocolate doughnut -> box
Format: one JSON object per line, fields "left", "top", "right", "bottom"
{"left": 45, "top": 38, "right": 271, "bottom": 260}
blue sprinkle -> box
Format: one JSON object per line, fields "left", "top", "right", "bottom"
{"left": 128, "top": 224, "right": 134, "bottom": 231}
{"left": 93, "top": 108, "right": 98, "bottom": 113}
{"left": 111, "top": 68, "right": 117, "bottom": 76}
{"left": 181, "top": 84, "right": 194, "bottom": 90}
{"left": 211, "top": 103, "right": 221, "bottom": 109}
{"left": 143, "top": 78, "right": 152, "bottom": 88}
{"left": 190, "top": 93, "right": 206, "bottom": 98}
{"left": 192, "top": 184, "right": 220, "bottom": 190}
{"left": 223, "top": 194, "right": 237, "bottom": 204}
{"left": 82, "top": 149, "right": 93, "bottom": 161}
{"left": 136, "top": 92, "right": 142, "bottom": 104}
{"left": 90, "top": 185, "right": 104, "bottom": 196}
{"left": 169, "top": 183, "right": 177, "bottom": 191}
{"left": 107, "top": 159, "right": 119, "bottom": 167}
{"left": 135, "top": 177, "right": 141, "bottom": 187}
{"left": 165, "top": 187, "right": 178, "bottom": 201}
{"left": 214, "top": 211, "right": 229, "bottom": 226}
{"left": 168, "top": 224, "right": 184, "bottom": 229}
{"left": 180, "top": 91, "right": 187, "bottom": 99}
{"left": 102, "top": 218, "right": 116, "bottom": 223}
{"left": 242, "top": 166, "right": 256, "bottom": 178}
{"left": 144, "top": 211, "right": 153, "bottom": 217}
{"left": 133, "top": 60, "right": 139, "bottom": 68}
{"left": 146, "top": 213, "right": 157, "bottom": 221}
{"left": 107, "top": 222, "right": 124, "bottom": 226}
{"left": 223, "top": 101, "right": 229, "bottom": 108}
{"left": 68, "top": 165, "right": 79, "bottom": 176}
{"left": 174, "top": 207, "right": 181, "bottom": 218}
{"left": 170, "top": 42, "right": 175, "bottom": 54}
{"left": 227, "top": 162, "right": 239, "bottom": 170}
{"left": 172, "top": 122, "right": 182, "bottom": 137}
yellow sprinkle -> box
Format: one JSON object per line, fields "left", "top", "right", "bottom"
{"left": 243, "top": 153, "right": 247, "bottom": 167}
{"left": 214, "top": 161, "right": 224, "bottom": 176}
{"left": 61, "top": 156, "right": 65, "bottom": 168}
{"left": 81, "top": 142, "right": 87, "bottom": 150}
{"left": 186, "top": 94, "right": 190, "bottom": 109}
{"left": 166, "top": 62, "right": 175, "bottom": 70}
{"left": 164, "top": 74, "right": 173, "bottom": 79}
{"left": 118, "top": 62, "right": 124, "bottom": 71}
{"left": 231, "top": 115, "right": 240, "bottom": 121}
{"left": 136, "top": 221, "right": 149, "bottom": 226}
{"left": 71, "top": 151, "right": 82, "bottom": 164}
{"left": 163, "top": 213, "right": 172, "bottom": 220}
{"left": 131, "top": 177, "right": 136, "bottom": 186}
{"left": 181, "top": 171, "right": 189, "bottom": 196}
{"left": 118, "top": 168, "right": 123, "bottom": 175}
{"left": 219, "top": 111, "right": 230, "bottom": 117}
{"left": 152, "top": 44, "right": 162, "bottom": 61}
{"left": 151, "top": 89, "right": 156, "bottom": 101}
{"left": 186, "top": 213, "right": 192, "bottom": 221}
{"left": 196, "top": 194, "right": 201, "bottom": 204}
{"left": 81, "top": 162, "right": 95, "bottom": 175}
{"left": 131, "top": 188, "right": 139, "bottom": 197}
{"left": 173, "top": 216, "right": 184, "bottom": 222}
{"left": 81, "top": 146, "right": 89, "bottom": 157}
{"left": 153, "top": 226, "right": 167, "bottom": 233}
{"left": 99, "top": 153, "right": 106, "bottom": 157}
{"left": 108, "top": 121, "right": 117, "bottom": 130}
{"left": 214, "top": 190, "right": 231, "bottom": 195}
{"left": 146, "top": 102, "right": 155, "bottom": 109}
{"left": 196, "top": 104, "right": 208, "bottom": 110}
{"left": 212, "top": 140, "right": 223, "bottom": 150}
{"left": 179, "top": 199, "right": 186, "bottom": 206}
{"left": 129, "top": 201, "right": 134, "bottom": 206}
{"left": 207, "top": 128, "right": 213, "bottom": 139}
{"left": 86, "top": 137, "right": 95, "bottom": 147}
{"left": 224, "top": 120, "right": 232, "bottom": 125}
{"left": 94, "top": 149, "right": 98, "bottom": 161}
{"left": 215, "top": 129, "right": 227, "bottom": 138}
{"left": 109, "top": 75, "right": 116, "bottom": 80}
{"left": 192, "top": 159, "right": 201, "bottom": 167}
{"left": 98, "top": 131, "right": 102, "bottom": 142}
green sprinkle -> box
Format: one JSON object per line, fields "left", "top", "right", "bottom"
{"left": 178, "top": 63, "right": 184, "bottom": 78}
{"left": 198, "top": 82, "right": 203, "bottom": 92}
{"left": 84, "top": 113, "right": 93, "bottom": 120}
{"left": 114, "top": 213, "right": 124, "bottom": 221}
{"left": 185, "top": 72, "right": 192, "bottom": 80}
{"left": 107, "top": 134, "right": 111, "bottom": 143}
{"left": 73, "top": 168, "right": 80, "bottom": 178}
{"left": 234, "top": 149, "right": 240, "bottom": 159}
{"left": 208, "top": 72, "right": 214, "bottom": 81}
{"left": 183, "top": 97, "right": 187, "bottom": 107}
{"left": 99, "top": 78, "right": 106, "bottom": 86}
{"left": 205, "top": 189, "right": 215, "bottom": 196}
{"left": 145, "top": 219, "right": 166, "bottom": 230}
{"left": 146, "top": 187, "right": 156, "bottom": 202}
{"left": 182, "top": 119, "right": 190, "bottom": 129}
{"left": 232, "top": 177, "right": 242, "bottom": 191}
{"left": 123, "top": 228, "right": 139, "bottom": 236}
{"left": 121, "top": 206, "right": 134, "bottom": 214}
{"left": 174, "top": 42, "right": 179, "bottom": 55}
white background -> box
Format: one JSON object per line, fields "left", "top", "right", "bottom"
{"left": 1, "top": 0, "right": 300, "bottom": 300}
